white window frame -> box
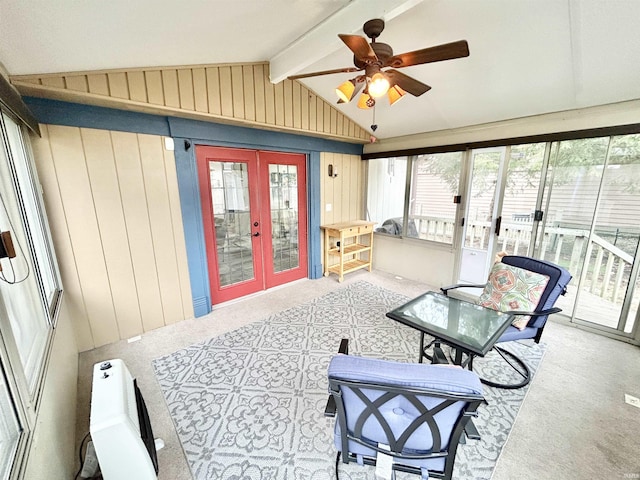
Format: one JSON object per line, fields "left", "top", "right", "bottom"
{"left": 366, "top": 153, "right": 466, "bottom": 246}
{"left": 0, "top": 107, "right": 62, "bottom": 479}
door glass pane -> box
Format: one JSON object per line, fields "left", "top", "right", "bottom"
{"left": 0, "top": 126, "right": 49, "bottom": 394}
{"left": 464, "top": 149, "right": 501, "bottom": 249}
{"left": 459, "top": 149, "right": 502, "bottom": 284}
{"left": 577, "top": 134, "right": 640, "bottom": 331}
{"left": 269, "top": 164, "right": 299, "bottom": 273}
{"left": 209, "top": 162, "right": 254, "bottom": 287}
{"left": 537, "top": 138, "right": 609, "bottom": 317}
{"left": 407, "top": 152, "right": 462, "bottom": 244}
{"left": 366, "top": 157, "right": 408, "bottom": 235}
{"left": 497, "top": 143, "right": 546, "bottom": 256}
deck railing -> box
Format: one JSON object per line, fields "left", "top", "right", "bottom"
{"left": 411, "top": 214, "right": 634, "bottom": 305}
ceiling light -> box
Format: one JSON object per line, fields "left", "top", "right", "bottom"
{"left": 368, "top": 72, "right": 390, "bottom": 98}
{"left": 335, "top": 79, "right": 363, "bottom": 103}
{"left": 357, "top": 92, "right": 375, "bottom": 109}
{"left": 387, "top": 85, "right": 407, "bottom": 106}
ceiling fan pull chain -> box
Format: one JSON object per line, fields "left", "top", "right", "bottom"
{"left": 371, "top": 105, "right": 378, "bottom": 132}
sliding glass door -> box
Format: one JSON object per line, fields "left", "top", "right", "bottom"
{"left": 495, "top": 143, "right": 547, "bottom": 257}
{"left": 454, "top": 135, "right": 640, "bottom": 339}
{"left": 459, "top": 147, "right": 505, "bottom": 284}
{"left": 458, "top": 144, "right": 546, "bottom": 283}
{"left": 535, "top": 135, "right": 640, "bottom": 336}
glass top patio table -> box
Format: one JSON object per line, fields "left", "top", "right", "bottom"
{"left": 386, "top": 291, "right": 514, "bottom": 359}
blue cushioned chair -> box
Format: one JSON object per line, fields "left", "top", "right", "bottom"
{"left": 441, "top": 255, "right": 572, "bottom": 389}
{"left": 327, "top": 354, "right": 484, "bottom": 480}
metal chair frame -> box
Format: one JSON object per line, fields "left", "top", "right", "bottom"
{"left": 440, "top": 255, "right": 570, "bottom": 389}
{"left": 327, "top": 359, "right": 484, "bottom": 479}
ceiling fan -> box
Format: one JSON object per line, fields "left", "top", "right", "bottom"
{"left": 288, "top": 18, "right": 469, "bottom": 109}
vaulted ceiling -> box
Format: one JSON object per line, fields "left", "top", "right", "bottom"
{"left": 2, "top": 0, "right": 640, "bottom": 140}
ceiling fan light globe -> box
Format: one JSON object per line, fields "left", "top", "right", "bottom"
{"left": 335, "top": 80, "right": 356, "bottom": 103}
{"left": 388, "top": 85, "right": 407, "bottom": 105}
{"left": 368, "top": 72, "right": 390, "bottom": 98}
{"left": 357, "top": 92, "right": 373, "bottom": 109}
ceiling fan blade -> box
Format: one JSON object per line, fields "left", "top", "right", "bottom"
{"left": 385, "top": 70, "right": 431, "bottom": 96}
{"left": 288, "top": 67, "right": 361, "bottom": 80}
{"left": 338, "top": 34, "right": 378, "bottom": 63}
{"left": 385, "top": 40, "right": 469, "bottom": 68}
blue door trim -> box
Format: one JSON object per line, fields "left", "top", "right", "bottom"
{"left": 25, "top": 97, "right": 360, "bottom": 316}
{"left": 307, "top": 152, "right": 323, "bottom": 279}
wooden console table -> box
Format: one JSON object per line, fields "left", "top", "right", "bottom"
{"left": 321, "top": 221, "right": 374, "bottom": 282}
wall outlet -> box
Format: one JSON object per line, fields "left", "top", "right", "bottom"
{"left": 625, "top": 394, "right": 640, "bottom": 408}
{"left": 325, "top": 203, "right": 332, "bottom": 212}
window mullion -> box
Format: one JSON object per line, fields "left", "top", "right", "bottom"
{"left": 402, "top": 156, "right": 415, "bottom": 237}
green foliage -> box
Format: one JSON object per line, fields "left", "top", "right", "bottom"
{"left": 416, "top": 134, "right": 640, "bottom": 196}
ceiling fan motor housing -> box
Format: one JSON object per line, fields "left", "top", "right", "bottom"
{"left": 363, "top": 19, "right": 385, "bottom": 39}
{"left": 355, "top": 42, "right": 393, "bottom": 70}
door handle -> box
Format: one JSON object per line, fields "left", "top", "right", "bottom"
{"left": 494, "top": 216, "right": 502, "bottom": 236}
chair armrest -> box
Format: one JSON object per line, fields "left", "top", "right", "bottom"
{"left": 325, "top": 338, "right": 350, "bottom": 417}
{"left": 440, "top": 283, "right": 487, "bottom": 295}
{"left": 504, "top": 307, "right": 562, "bottom": 317}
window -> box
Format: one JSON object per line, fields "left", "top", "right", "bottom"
{"left": 2, "top": 113, "right": 61, "bottom": 315}
{"left": 366, "top": 152, "right": 463, "bottom": 245}
{"left": 0, "top": 109, "right": 62, "bottom": 477}
{"left": 366, "top": 156, "right": 408, "bottom": 235}
{"left": 407, "top": 152, "right": 463, "bottom": 243}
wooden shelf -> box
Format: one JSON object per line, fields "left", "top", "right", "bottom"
{"left": 321, "top": 221, "right": 375, "bottom": 282}
{"left": 328, "top": 243, "right": 371, "bottom": 256}
{"left": 327, "top": 259, "right": 370, "bottom": 276}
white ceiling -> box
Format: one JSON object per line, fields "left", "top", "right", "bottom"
{"left": 2, "top": 0, "right": 640, "bottom": 140}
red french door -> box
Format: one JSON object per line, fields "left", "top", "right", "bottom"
{"left": 197, "top": 146, "right": 307, "bottom": 304}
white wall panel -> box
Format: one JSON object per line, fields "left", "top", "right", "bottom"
{"left": 31, "top": 126, "right": 94, "bottom": 350}
{"left": 111, "top": 131, "right": 165, "bottom": 334}
{"left": 31, "top": 126, "right": 193, "bottom": 351}
{"left": 46, "top": 125, "right": 120, "bottom": 347}
{"left": 81, "top": 128, "right": 144, "bottom": 339}
{"left": 320, "top": 152, "right": 364, "bottom": 250}
{"left": 138, "top": 134, "right": 185, "bottom": 325}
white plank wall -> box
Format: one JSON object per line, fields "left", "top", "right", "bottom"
{"left": 12, "top": 63, "right": 370, "bottom": 143}
{"left": 31, "top": 126, "right": 194, "bottom": 351}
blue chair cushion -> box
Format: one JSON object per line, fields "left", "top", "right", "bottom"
{"left": 498, "top": 324, "right": 538, "bottom": 342}
{"left": 328, "top": 355, "right": 483, "bottom": 395}
{"left": 328, "top": 355, "right": 482, "bottom": 472}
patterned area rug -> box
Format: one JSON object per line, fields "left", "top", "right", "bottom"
{"left": 152, "top": 281, "right": 545, "bottom": 480}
